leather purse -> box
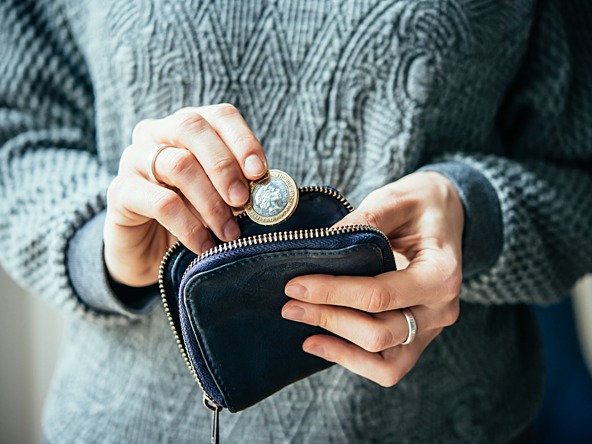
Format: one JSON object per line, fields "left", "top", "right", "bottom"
{"left": 158, "top": 186, "right": 396, "bottom": 426}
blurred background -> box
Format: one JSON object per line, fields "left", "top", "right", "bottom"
{"left": 1, "top": 268, "right": 591, "bottom": 443}
{"left": 0, "top": 268, "right": 65, "bottom": 444}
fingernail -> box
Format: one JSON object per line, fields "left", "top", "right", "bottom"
{"left": 282, "top": 305, "right": 305, "bottom": 321}
{"left": 285, "top": 284, "right": 308, "bottom": 300}
{"left": 201, "top": 239, "right": 216, "bottom": 252}
{"left": 304, "top": 344, "right": 325, "bottom": 359}
{"left": 224, "top": 219, "right": 241, "bottom": 240}
{"left": 244, "top": 155, "right": 266, "bottom": 177}
{"left": 229, "top": 181, "right": 249, "bottom": 206}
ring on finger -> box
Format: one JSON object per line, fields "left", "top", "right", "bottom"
{"left": 148, "top": 144, "right": 174, "bottom": 185}
{"left": 400, "top": 308, "right": 417, "bottom": 345}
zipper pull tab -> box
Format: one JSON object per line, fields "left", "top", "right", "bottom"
{"left": 203, "top": 396, "right": 221, "bottom": 444}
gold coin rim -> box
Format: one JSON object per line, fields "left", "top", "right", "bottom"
{"left": 245, "top": 169, "right": 299, "bottom": 226}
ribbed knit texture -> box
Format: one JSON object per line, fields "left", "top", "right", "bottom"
{"left": 1, "top": 1, "right": 591, "bottom": 443}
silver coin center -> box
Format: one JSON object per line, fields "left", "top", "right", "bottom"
{"left": 252, "top": 178, "right": 289, "bottom": 217}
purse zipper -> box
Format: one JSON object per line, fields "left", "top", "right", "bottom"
{"left": 297, "top": 185, "right": 354, "bottom": 213}
{"left": 180, "top": 224, "right": 390, "bottom": 283}
{"left": 160, "top": 243, "right": 223, "bottom": 443}
{"left": 158, "top": 186, "right": 386, "bottom": 442}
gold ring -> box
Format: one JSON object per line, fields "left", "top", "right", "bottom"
{"left": 400, "top": 308, "right": 417, "bottom": 345}
{"left": 148, "top": 144, "right": 173, "bottom": 185}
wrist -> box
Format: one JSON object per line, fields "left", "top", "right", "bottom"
{"left": 67, "top": 210, "right": 159, "bottom": 316}
{"left": 420, "top": 171, "right": 465, "bottom": 232}
{"left": 416, "top": 161, "right": 503, "bottom": 278}
{"left": 103, "top": 216, "right": 162, "bottom": 287}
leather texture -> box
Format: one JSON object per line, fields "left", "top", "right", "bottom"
{"left": 185, "top": 243, "right": 394, "bottom": 412}
{"left": 161, "top": 189, "right": 396, "bottom": 412}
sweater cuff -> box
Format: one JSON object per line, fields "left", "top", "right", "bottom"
{"left": 417, "top": 161, "right": 503, "bottom": 278}
{"left": 66, "top": 210, "right": 160, "bottom": 316}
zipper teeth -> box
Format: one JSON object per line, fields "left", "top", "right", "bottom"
{"left": 300, "top": 185, "right": 354, "bottom": 213}
{"left": 159, "top": 242, "right": 216, "bottom": 405}
{"left": 191, "top": 185, "right": 358, "bottom": 280}
{"left": 181, "top": 224, "right": 389, "bottom": 282}
{"left": 159, "top": 185, "right": 378, "bottom": 407}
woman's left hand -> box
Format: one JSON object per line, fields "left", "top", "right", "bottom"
{"left": 282, "top": 172, "right": 464, "bottom": 386}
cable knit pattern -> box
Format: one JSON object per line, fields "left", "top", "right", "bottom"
{"left": 0, "top": 0, "right": 115, "bottom": 322}
{"left": 1, "top": 0, "right": 592, "bottom": 443}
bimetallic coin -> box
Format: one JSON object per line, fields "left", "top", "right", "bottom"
{"left": 245, "top": 169, "right": 299, "bottom": 225}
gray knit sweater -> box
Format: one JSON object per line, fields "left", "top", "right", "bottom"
{"left": 1, "top": 1, "right": 592, "bottom": 443}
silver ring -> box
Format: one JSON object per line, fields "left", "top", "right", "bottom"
{"left": 400, "top": 308, "right": 417, "bottom": 345}
{"left": 148, "top": 144, "right": 172, "bottom": 185}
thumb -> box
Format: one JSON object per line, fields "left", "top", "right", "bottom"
{"left": 333, "top": 187, "right": 412, "bottom": 270}
{"left": 332, "top": 187, "right": 397, "bottom": 232}
{"left": 332, "top": 208, "right": 381, "bottom": 229}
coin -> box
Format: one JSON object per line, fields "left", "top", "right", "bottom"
{"left": 245, "top": 169, "right": 299, "bottom": 225}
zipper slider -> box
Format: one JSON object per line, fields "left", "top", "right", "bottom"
{"left": 203, "top": 396, "right": 221, "bottom": 444}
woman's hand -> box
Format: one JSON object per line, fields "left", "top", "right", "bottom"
{"left": 104, "top": 104, "right": 267, "bottom": 287}
{"left": 281, "top": 172, "right": 464, "bottom": 386}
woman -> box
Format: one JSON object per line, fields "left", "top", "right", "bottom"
{"left": 1, "top": 0, "right": 591, "bottom": 442}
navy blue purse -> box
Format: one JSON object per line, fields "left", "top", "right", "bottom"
{"left": 158, "top": 186, "right": 396, "bottom": 437}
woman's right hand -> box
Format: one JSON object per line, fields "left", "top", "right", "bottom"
{"left": 104, "top": 104, "right": 268, "bottom": 287}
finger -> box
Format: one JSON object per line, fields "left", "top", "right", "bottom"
{"left": 302, "top": 330, "right": 439, "bottom": 387}
{"left": 108, "top": 174, "right": 215, "bottom": 253}
{"left": 332, "top": 186, "right": 404, "bottom": 232}
{"left": 124, "top": 144, "right": 239, "bottom": 241}
{"left": 287, "top": 274, "right": 402, "bottom": 312}
{"left": 333, "top": 174, "right": 463, "bottom": 252}
{"left": 285, "top": 254, "right": 461, "bottom": 311}
{"left": 282, "top": 300, "right": 458, "bottom": 352}
{"left": 133, "top": 112, "right": 250, "bottom": 207}
{"left": 282, "top": 302, "right": 410, "bottom": 352}
{"left": 331, "top": 176, "right": 438, "bottom": 234}
{"left": 146, "top": 147, "right": 240, "bottom": 241}
{"left": 175, "top": 104, "right": 268, "bottom": 180}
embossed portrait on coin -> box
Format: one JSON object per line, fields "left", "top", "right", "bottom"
{"left": 252, "top": 178, "right": 289, "bottom": 217}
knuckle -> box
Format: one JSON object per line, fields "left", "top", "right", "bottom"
{"left": 205, "top": 196, "right": 230, "bottom": 220}
{"left": 118, "top": 145, "right": 135, "bottom": 170}
{"left": 377, "top": 369, "right": 401, "bottom": 388}
{"left": 317, "top": 310, "right": 330, "bottom": 329}
{"left": 432, "top": 255, "right": 462, "bottom": 301}
{"left": 443, "top": 299, "right": 460, "bottom": 327}
{"left": 372, "top": 186, "right": 398, "bottom": 206}
{"left": 211, "top": 156, "right": 236, "bottom": 176}
{"left": 131, "top": 121, "right": 149, "bottom": 142}
{"left": 365, "top": 327, "right": 394, "bottom": 353}
{"left": 174, "top": 106, "right": 195, "bottom": 115}
{"left": 177, "top": 112, "right": 208, "bottom": 135}
{"left": 319, "top": 278, "right": 338, "bottom": 305}
{"left": 131, "top": 119, "right": 154, "bottom": 142}
{"left": 181, "top": 223, "right": 204, "bottom": 247}
{"left": 232, "top": 132, "right": 260, "bottom": 153}
{"left": 356, "top": 209, "right": 381, "bottom": 229}
{"left": 450, "top": 267, "right": 463, "bottom": 295}
{"left": 364, "top": 285, "right": 390, "bottom": 313}
{"left": 214, "top": 103, "right": 239, "bottom": 117}
{"left": 443, "top": 266, "right": 463, "bottom": 301}
{"left": 106, "top": 176, "right": 123, "bottom": 206}
{"left": 153, "top": 189, "right": 181, "bottom": 219}
{"left": 165, "top": 150, "right": 194, "bottom": 178}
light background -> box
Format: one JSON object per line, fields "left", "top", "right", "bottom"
{"left": 0, "top": 268, "right": 65, "bottom": 444}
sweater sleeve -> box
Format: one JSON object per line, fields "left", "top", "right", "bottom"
{"left": 0, "top": 1, "right": 144, "bottom": 322}
{"left": 424, "top": 0, "right": 592, "bottom": 305}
